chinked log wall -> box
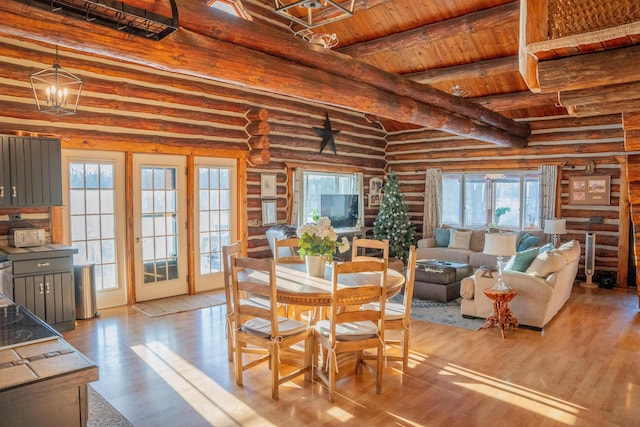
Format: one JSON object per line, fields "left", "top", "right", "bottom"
{"left": 0, "top": 38, "right": 386, "bottom": 259}
{"left": 386, "top": 114, "right": 631, "bottom": 285}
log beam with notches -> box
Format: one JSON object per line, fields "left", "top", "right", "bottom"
{"left": 0, "top": 0, "right": 529, "bottom": 147}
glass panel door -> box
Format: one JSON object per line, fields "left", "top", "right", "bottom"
{"left": 62, "top": 150, "right": 127, "bottom": 308}
{"left": 133, "top": 154, "right": 187, "bottom": 301}
{"left": 194, "top": 157, "right": 237, "bottom": 292}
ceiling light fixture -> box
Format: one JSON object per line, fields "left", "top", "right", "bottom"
{"left": 274, "top": 0, "right": 355, "bottom": 29}
{"left": 293, "top": 27, "right": 339, "bottom": 49}
{"left": 449, "top": 85, "right": 468, "bottom": 97}
{"left": 30, "top": 46, "right": 83, "bottom": 116}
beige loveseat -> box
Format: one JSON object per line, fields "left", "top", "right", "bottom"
{"left": 459, "top": 239, "right": 581, "bottom": 329}
{"left": 417, "top": 227, "right": 546, "bottom": 268}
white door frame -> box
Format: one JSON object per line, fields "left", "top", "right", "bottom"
{"left": 61, "top": 149, "right": 128, "bottom": 309}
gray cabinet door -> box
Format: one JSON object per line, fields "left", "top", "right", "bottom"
{"left": 8, "top": 136, "right": 63, "bottom": 206}
{"left": 12, "top": 276, "right": 47, "bottom": 320}
{"left": 0, "top": 137, "right": 9, "bottom": 207}
{"left": 45, "top": 271, "right": 75, "bottom": 325}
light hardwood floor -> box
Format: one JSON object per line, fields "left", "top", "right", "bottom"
{"left": 62, "top": 285, "right": 640, "bottom": 427}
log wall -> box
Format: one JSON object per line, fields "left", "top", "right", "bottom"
{"left": 0, "top": 37, "right": 387, "bottom": 259}
{"left": 386, "top": 114, "right": 636, "bottom": 285}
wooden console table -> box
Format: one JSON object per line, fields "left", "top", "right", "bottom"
{"left": 481, "top": 288, "right": 519, "bottom": 338}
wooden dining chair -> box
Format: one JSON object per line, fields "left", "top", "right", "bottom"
{"left": 222, "top": 242, "right": 243, "bottom": 362}
{"left": 274, "top": 237, "right": 303, "bottom": 264}
{"left": 231, "top": 256, "right": 313, "bottom": 400}
{"left": 363, "top": 245, "right": 417, "bottom": 372}
{"left": 352, "top": 237, "right": 389, "bottom": 264}
{"left": 313, "top": 259, "right": 387, "bottom": 402}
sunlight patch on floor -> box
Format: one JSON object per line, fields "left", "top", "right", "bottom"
{"left": 443, "top": 364, "right": 587, "bottom": 425}
{"left": 131, "top": 341, "right": 275, "bottom": 426}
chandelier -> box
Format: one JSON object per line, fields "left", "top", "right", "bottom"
{"left": 29, "top": 46, "right": 83, "bottom": 115}
{"left": 274, "top": 0, "right": 355, "bottom": 29}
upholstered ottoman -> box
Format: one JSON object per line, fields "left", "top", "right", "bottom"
{"left": 413, "top": 260, "right": 472, "bottom": 302}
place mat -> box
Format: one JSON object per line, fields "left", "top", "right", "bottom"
{"left": 133, "top": 292, "right": 225, "bottom": 317}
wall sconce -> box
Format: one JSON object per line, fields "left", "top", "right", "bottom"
{"left": 29, "top": 46, "right": 83, "bottom": 115}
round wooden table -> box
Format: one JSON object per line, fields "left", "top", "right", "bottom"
{"left": 481, "top": 288, "right": 519, "bottom": 338}
{"left": 269, "top": 262, "right": 405, "bottom": 306}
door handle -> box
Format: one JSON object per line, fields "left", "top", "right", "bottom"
{"left": 12, "top": 186, "right": 16, "bottom": 198}
{"left": 46, "top": 282, "right": 51, "bottom": 294}
{"left": 0, "top": 186, "right": 3, "bottom": 198}
{"left": 39, "top": 283, "right": 44, "bottom": 294}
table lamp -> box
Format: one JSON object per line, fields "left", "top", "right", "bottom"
{"left": 484, "top": 233, "right": 517, "bottom": 292}
{"left": 544, "top": 218, "right": 567, "bottom": 248}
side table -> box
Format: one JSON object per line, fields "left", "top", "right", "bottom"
{"left": 482, "top": 288, "right": 518, "bottom": 338}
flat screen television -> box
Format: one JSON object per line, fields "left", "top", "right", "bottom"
{"left": 320, "top": 194, "right": 359, "bottom": 228}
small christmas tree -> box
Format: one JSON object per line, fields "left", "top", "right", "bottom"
{"left": 373, "top": 170, "right": 416, "bottom": 263}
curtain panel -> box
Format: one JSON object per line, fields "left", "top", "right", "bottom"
{"left": 423, "top": 168, "right": 442, "bottom": 238}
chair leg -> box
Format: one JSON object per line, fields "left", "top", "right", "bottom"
{"left": 271, "top": 343, "right": 280, "bottom": 400}
{"left": 234, "top": 339, "right": 243, "bottom": 386}
{"left": 226, "top": 316, "right": 234, "bottom": 363}
{"left": 401, "top": 328, "right": 409, "bottom": 373}
{"left": 328, "top": 350, "right": 336, "bottom": 402}
{"left": 376, "top": 346, "right": 383, "bottom": 395}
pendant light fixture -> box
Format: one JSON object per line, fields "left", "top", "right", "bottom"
{"left": 29, "top": 46, "right": 83, "bottom": 115}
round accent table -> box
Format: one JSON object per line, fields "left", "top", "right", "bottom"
{"left": 481, "top": 288, "right": 519, "bottom": 338}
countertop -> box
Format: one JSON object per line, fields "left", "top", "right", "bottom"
{"left": 0, "top": 244, "right": 78, "bottom": 261}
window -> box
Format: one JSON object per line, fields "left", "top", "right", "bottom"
{"left": 297, "top": 170, "right": 362, "bottom": 226}
{"left": 68, "top": 161, "right": 119, "bottom": 291}
{"left": 197, "top": 166, "right": 232, "bottom": 275}
{"left": 442, "top": 171, "right": 540, "bottom": 230}
{"left": 207, "top": 0, "right": 251, "bottom": 20}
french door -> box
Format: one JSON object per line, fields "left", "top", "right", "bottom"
{"left": 193, "top": 157, "right": 237, "bottom": 292}
{"left": 133, "top": 154, "right": 188, "bottom": 301}
{"left": 62, "top": 150, "right": 127, "bottom": 308}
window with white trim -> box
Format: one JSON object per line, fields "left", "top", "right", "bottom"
{"left": 442, "top": 171, "right": 540, "bottom": 230}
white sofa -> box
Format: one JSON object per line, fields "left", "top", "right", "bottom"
{"left": 459, "top": 239, "right": 581, "bottom": 329}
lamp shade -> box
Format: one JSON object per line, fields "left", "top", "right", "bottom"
{"left": 544, "top": 219, "right": 567, "bottom": 235}
{"left": 483, "top": 233, "right": 517, "bottom": 257}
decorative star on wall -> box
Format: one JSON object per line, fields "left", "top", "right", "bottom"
{"left": 314, "top": 112, "right": 340, "bottom": 154}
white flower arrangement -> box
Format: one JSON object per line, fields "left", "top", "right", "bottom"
{"left": 297, "top": 217, "right": 350, "bottom": 262}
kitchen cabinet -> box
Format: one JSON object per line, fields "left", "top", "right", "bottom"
{"left": 1, "top": 246, "right": 77, "bottom": 331}
{"left": 0, "top": 134, "right": 62, "bottom": 207}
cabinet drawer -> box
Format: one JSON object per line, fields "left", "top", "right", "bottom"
{"left": 12, "top": 257, "right": 73, "bottom": 275}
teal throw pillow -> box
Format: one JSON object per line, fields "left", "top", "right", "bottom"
{"left": 538, "top": 242, "right": 554, "bottom": 254}
{"left": 504, "top": 247, "right": 539, "bottom": 272}
{"left": 517, "top": 235, "right": 540, "bottom": 251}
{"left": 435, "top": 228, "right": 450, "bottom": 247}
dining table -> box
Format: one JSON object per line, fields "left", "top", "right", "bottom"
{"left": 245, "top": 261, "right": 406, "bottom": 306}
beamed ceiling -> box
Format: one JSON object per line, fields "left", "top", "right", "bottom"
{"left": 2, "top": 0, "right": 640, "bottom": 143}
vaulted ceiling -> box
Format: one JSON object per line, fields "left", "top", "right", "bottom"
{"left": 3, "top": 0, "right": 640, "bottom": 141}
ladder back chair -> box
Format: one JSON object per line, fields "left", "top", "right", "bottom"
{"left": 274, "top": 236, "right": 303, "bottom": 264}
{"left": 313, "top": 259, "right": 387, "bottom": 402}
{"left": 231, "top": 256, "right": 313, "bottom": 400}
{"left": 352, "top": 237, "right": 389, "bottom": 265}
{"left": 222, "top": 242, "right": 242, "bottom": 362}
{"left": 363, "top": 245, "right": 416, "bottom": 372}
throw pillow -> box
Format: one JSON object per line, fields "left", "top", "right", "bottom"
{"left": 526, "top": 250, "right": 566, "bottom": 277}
{"left": 504, "top": 246, "right": 539, "bottom": 272}
{"left": 538, "top": 243, "right": 554, "bottom": 254}
{"left": 448, "top": 229, "right": 472, "bottom": 249}
{"left": 517, "top": 235, "right": 540, "bottom": 252}
{"left": 554, "top": 239, "right": 581, "bottom": 263}
{"left": 435, "top": 228, "right": 450, "bottom": 247}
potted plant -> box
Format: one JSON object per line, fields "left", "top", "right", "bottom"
{"left": 297, "top": 217, "right": 350, "bottom": 277}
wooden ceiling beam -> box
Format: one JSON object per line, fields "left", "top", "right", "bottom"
{"left": 336, "top": 1, "right": 519, "bottom": 58}
{"left": 185, "top": 3, "right": 530, "bottom": 141}
{"left": 404, "top": 55, "right": 519, "bottom": 85}
{"left": 567, "top": 101, "right": 640, "bottom": 118}
{"left": 0, "top": 1, "right": 528, "bottom": 147}
{"left": 559, "top": 82, "right": 640, "bottom": 107}
{"left": 537, "top": 45, "right": 640, "bottom": 93}
{"left": 471, "top": 91, "right": 559, "bottom": 112}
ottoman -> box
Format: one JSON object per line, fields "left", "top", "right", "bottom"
{"left": 413, "top": 260, "right": 471, "bottom": 302}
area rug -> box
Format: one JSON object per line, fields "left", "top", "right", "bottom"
{"left": 133, "top": 292, "right": 225, "bottom": 317}
{"left": 88, "top": 385, "right": 134, "bottom": 427}
{"left": 391, "top": 295, "right": 485, "bottom": 331}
